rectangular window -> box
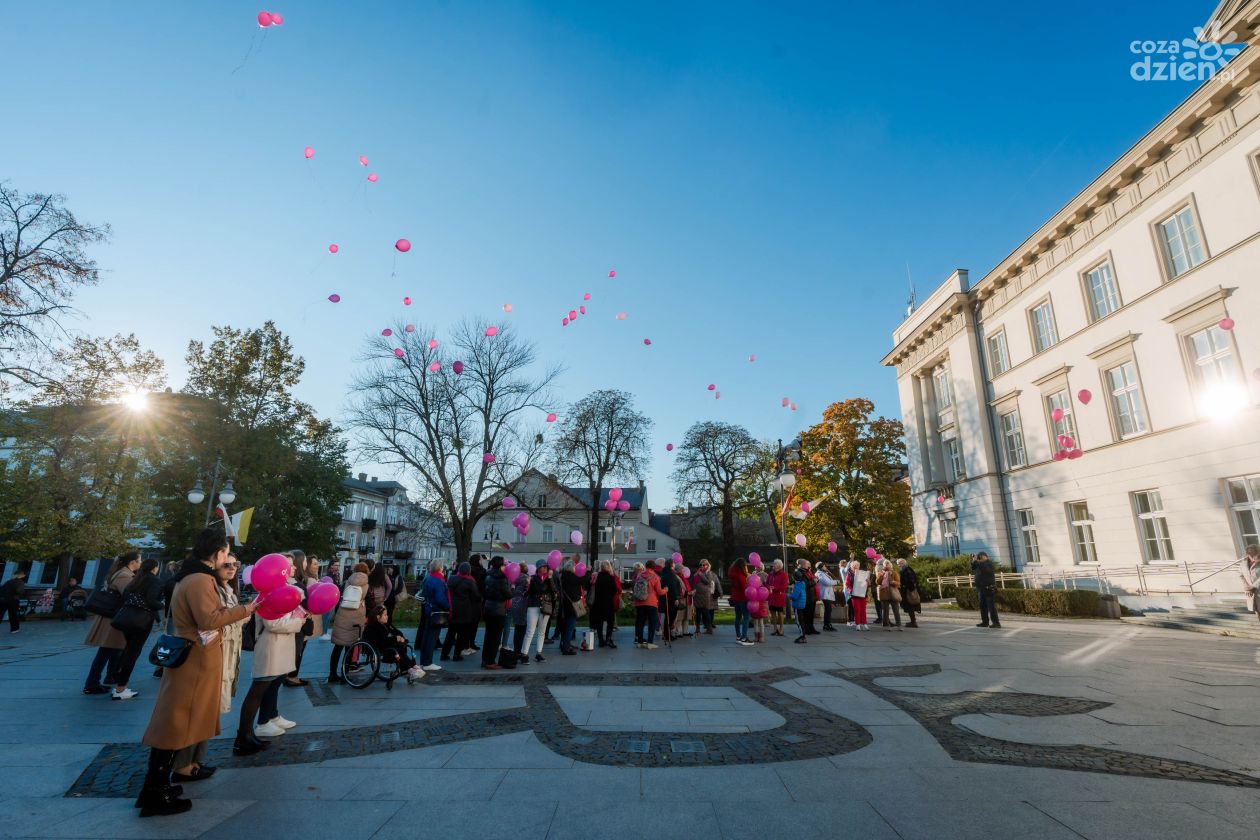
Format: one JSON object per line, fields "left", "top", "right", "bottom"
{"left": 1045, "top": 391, "right": 1078, "bottom": 446}
{"left": 1227, "top": 474, "right": 1260, "bottom": 552}
{"left": 987, "top": 331, "right": 1010, "bottom": 375}
{"left": 1132, "top": 490, "right": 1174, "bottom": 563}
{"left": 933, "top": 366, "right": 953, "bottom": 409}
{"left": 646, "top": 538, "right": 656, "bottom": 552}
{"left": 1084, "top": 261, "right": 1121, "bottom": 321}
{"left": 336, "top": 530, "right": 344, "bottom": 544}
{"left": 1068, "top": 501, "right": 1098, "bottom": 564}
{"left": 941, "top": 517, "right": 960, "bottom": 556}
{"left": 1016, "top": 508, "right": 1040, "bottom": 565}
{"left": 537, "top": 495, "right": 547, "bottom": 508}
{"left": 1029, "top": 300, "right": 1059, "bottom": 353}
{"left": 945, "top": 438, "right": 965, "bottom": 481}
{"left": 1106, "top": 361, "right": 1148, "bottom": 438}
{"left": 1157, "top": 206, "right": 1206, "bottom": 278}
{"left": 1000, "top": 409, "right": 1026, "bottom": 468}
{"left": 1187, "top": 324, "right": 1239, "bottom": 388}
{"left": 542, "top": 525, "right": 554, "bottom": 543}
{"left": 597, "top": 527, "right": 611, "bottom": 545}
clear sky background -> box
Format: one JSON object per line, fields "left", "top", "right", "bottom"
{"left": 3, "top": 1, "right": 1213, "bottom": 505}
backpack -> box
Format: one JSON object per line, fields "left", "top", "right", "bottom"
{"left": 790, "top": 581, "right": 807, "bottom": 610}
{"left": 340, "top": 583, "right": 364, "bottom": 610}
{"left": 632, "top": 574, "right": 650, "bottom": 602}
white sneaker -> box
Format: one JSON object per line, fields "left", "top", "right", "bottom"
{"left": 407, "top": 666, "right": 425, "bottom": 678}
{"left": 461, "top": 648, "right": 477, "bottom": 657}
{"left": 270, "top": 716, "right": 297, "bottom": 730}
{"left": 644, "top": 643, "right": 658, "bottom": 650}
{"left": 422, "top": 664, "right": 442, "bottom": 672}
{"left": 320, "top": 633, "right": 331, "bottom": 641}
{"left": 254, "top": 721, "right": 285, "bottom": 737}
{"left": 111, "top": 688, "right": 138, "bottom": 700}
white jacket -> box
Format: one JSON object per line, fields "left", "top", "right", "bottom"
{"left": 251, "top": 611, "right": 306, "bottom": 679}
{"left": 816, "top": 570, "right": 837, "bottom": 602}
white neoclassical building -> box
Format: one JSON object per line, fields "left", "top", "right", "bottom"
{"left": 883, "top": 7, "right": 1260, "bottom": 586}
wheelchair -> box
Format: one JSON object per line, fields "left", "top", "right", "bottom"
{"left": 341, "top": 639, "right": 419, "bottom": 691}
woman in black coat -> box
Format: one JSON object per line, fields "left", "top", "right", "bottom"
{"left": 556, "top": 560, "right": 584, "bottom": 655}
{"left": 480, "top": 557, "right": 511, "bottom": 669}
{"left": 897, "top": 559, "right": 921, "bottom": 628}
{"left": 590, "top": 561, "right": 619, "bottom": 649}
{"left": 111, "top": 559, "right": 165, "bottom": 700}
{"left": 443, "top": 563, "right": 483, "bottom": 661}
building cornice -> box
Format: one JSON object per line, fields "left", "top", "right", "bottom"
{"left": 880, "top": 292, "right": 971, "bottom": 368}
{"left": 1032, "top": 364, "right": 1073, "bottom": 388}
{"left": 1162, "top": 284, "right": 1234, "bottom": 324}
{"left": 1087, "top": 331, "right": 1140, "bottom": 360}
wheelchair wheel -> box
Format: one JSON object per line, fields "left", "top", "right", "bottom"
{"left": 342, "top": 641, "right": 379, "bottom": 689}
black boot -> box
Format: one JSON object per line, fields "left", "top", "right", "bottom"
{"left": 232, "top": 734, "right": 269, "bottom": 756}
{"left": 136, "top": 748, "right": 191, "bottom": 817}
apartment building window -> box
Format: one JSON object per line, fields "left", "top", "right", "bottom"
{"left": 542, "top": 525, "right": 554, "bottom": 543}
{"left": 1016, "top": 509, "right": 1040, "bottom": 565}
{"left": 999, "top": 409, "right": 1026, "bottom": 467}
{"left": 1132, "top": 490, "right": 1174, "bottom": 563}
{"left": 1083, "top": 260, "right": 1121, "bottom": 321}
{"left": 932, "top": 364, "right": 953, "bottom": 429}
{"left": 537, "top": 494, "right": 547, "bottom": 508}
{"left": 1187, "top": 324, "right": 1239, "bottom": 387}
{"left": 1156, "top": 205, "right": 1207, "bottom": 279}
{"left": 1226, "top": 474, "right": 1260, "bottom": 552}
{"left": 1105, "top": 361, "right": 1148, "bottom": 438}
{"left": 597, "top": 527, "right": 611, "bottom": 545}
{"left": 987, "top": 330, "right": 1010, "bottom": 375}
{"left": 336, "top": 530, "right": 344, "bottom": 544}
{"left": 941, "top": 517, "right": 960, "bottom": 557}
{"left": 1045, "top": 390, "right": 1078, "bottom": 445}
{"left": 1067, "top": 502, "right": 1098, "bottom": 563}
{"left": 646, "top": 539, "right": 656, "bottom": 552}
{"left": 944, "top": 437, "right": 965, "bottom": 481}
{"left": 1029, "top": 300, "right": 1059, "bottom": 353}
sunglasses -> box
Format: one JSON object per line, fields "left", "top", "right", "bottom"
{"left": 223, "top": 562, "right": 240, "bottom": 569}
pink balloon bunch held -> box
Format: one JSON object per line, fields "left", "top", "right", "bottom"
{"left": 306, "top": 582, "right": 339, "bottom": 615}
{"left": 864, "top": 547, "right": 877, "bottom": 560}
{"left": 251, "top": 553, "right": 291, "bottom": 594}
{"left": 748, "top": 552, "right": 762, "bottom": 568}
{"left": 257, "top": 584, "right": 302, "bottom": 620}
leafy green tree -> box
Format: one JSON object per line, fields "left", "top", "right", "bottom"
{"left": 670, "top": 421, "right": 760, "bottom": 568}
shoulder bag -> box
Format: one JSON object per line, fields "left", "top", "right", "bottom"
{"left": 109, "top": 592, "right": 155, "bottom": 634}
{"left": 147, "top": 633, "right": 192, "bottom": 668}
{"left": 84, "top": 575, "right": 125, "bottom": 618}
{"left": 570, "top": 594, "right": 588, "bottom": 620}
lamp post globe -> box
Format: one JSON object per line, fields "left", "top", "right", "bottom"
{"left": 218, "top": 479, "right": 236, "bottom": 506}
{"left": 187, "top": 482, "right": 206, "bottom": 505}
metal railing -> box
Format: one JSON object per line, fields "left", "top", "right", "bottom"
{"left": 929, "top": 558, "right": 1250, "bottom": 598}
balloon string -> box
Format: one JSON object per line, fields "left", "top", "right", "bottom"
{"left": 230, "top": 30, "right": 263, "bottom": 76}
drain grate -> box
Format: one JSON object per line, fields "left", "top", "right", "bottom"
{"left": 616, "top": 739, "right": 651, "bottom": 754}
{"left": 670, "top": 740, "right": 706, "bottom": 754}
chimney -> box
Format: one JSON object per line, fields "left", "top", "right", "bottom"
{"left": 370, "top": 476, "right": 377, "bottom": 483}
{"left": 638, "top": 479, "right": 645, "bottom": 493}
{"left": 358, "top": 473, "right": 367, "bottom": 481}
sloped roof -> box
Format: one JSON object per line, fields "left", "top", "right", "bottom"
{"left": 565, "top": 486, "right": 645, "bottom": 509}
{"left": 344, "top": 476, "right": 407, "bottom": 495}
{"left": 650, "top": 513, "right": 672, "bottom": 535}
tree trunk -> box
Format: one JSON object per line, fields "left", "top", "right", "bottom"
{"left": 720, "top": 495, "right": 736, "bottom": 569}
{"left": 587, "top": 498, "right": 601, "bottom": 570}
{"left": 55, "top": 552, "right": 72, "bottom": 589}
{"left": 455, "top": 526, "right": 471, "bottom": 566}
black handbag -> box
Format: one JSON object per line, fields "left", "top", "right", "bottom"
{"left": 109, "top": 593, "right": 154, "bottom": 634}
{"left": 147, "top": 633, "right": 192, "bottom": 669}
{"left": 241, "top": 614, "right": 258, "bottom": 652}
{"left": 428, "top": 610, "right": 450, "bottom": 628}
{"left": 84, "top": 583, "right": 124, "bottom": 618}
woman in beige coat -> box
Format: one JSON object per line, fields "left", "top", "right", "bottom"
{"left": 328, "top": 563, "right": 369, "bottom": 683}
{"left": 241, "top": 602, "right": 305, "bottom": 739}
{"left": 137, "top": 529, "right": 256, "bottom": 818}
{"left": 82, "top": 552, "right": 139, "bottom": 695}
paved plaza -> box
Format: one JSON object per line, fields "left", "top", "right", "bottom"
{"left": 1, "top": 611, "right": 1258, "bottom": 839}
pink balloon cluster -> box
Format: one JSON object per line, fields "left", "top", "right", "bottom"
{"left": 748, "top": 552, "right": 763, "bottom": 568}
{"left": 511, "top": 511, "right": 530, "bottom": 537}
{"left": 307, "top": 581, "right": 339, "bottom": 615}
{"left": 257, "top": 11, "right": 284, "bottom": 27}
{"left": 745, "top": 573, "right": 768, "bottom": 617}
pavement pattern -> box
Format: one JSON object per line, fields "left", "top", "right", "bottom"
{"left": 2, "top": 611, "right": 1258, "bottom": 839}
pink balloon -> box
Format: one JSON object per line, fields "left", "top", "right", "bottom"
{"left": 328, "top": 243, "right": 339, "bottom": 254}
{"left": 359, "top": 155, "right": 369, "bottom": 166}
{"left": 643, "top": 338, "right": 652, "bottom": 346}
{"left": 665, "top": 443, "right": 674, "bottom": 451}
{"left": 258, "top": 12, "right": 273, "bottom": 27}
{"left": 327, "top": 294, "right": 341, "bottom": 303}
{"left": 1052, "top": 449, "right": 1068, "bottom": 461}
{"left": 583, "top": 293, "right": 591, "bottom": 301}
{"left": 257, "top": 585, "right": 303, "bottom": 620}
{"left": 1068, "top": 449, "right": 1084, "bottom": 460}
{"left": 617, "top": 500, "right": 630, "bottom": 511}
{"left": 1220, "top": 317, "right": 1235, "bottom": 331}
{"left": 393, "top": 348, "right": 404, "bottom": 358}
{"left": 790, "top": 403, "right": 798, "bottom": 411}
{"left": 569, "top": 310, "right": 578, "bottom": 321}
{"left": 427, "top": 339, "right": 439, "bottom": 349}
{"left": 827, "top": 541, "right": 837, "bottom": 554}
{"left": 781, "top": 397, "right": 790, "bottom": 407}
{"left": 395, "top": 238, "right": 411, "bottom": 252}
{"left": 800, "top": 502, "right": 811, "bottom": 514}
{"left": 682, "top": 567, "right": 691, "bottom": 579}
{"left": 527, "top": 565, "right": 537, "bottom": 576}
{"left": 756, "top": 586, "right": 769, "bottom": 600}
{"left": 319, "top": 576, "right": 333, "bottom": 586}
{"left": 936, "top": 495, "right": 944, "bottom": 504}
{"left": 864, "top": 547, "right": 877, "bottom": 559}
{"left": 575, "top": 563, "right": 587, "bottom": 578}
{"left": 452, "top": 361, "right": 465, "bottom": 375}
{"left": 485, "top": 326, "right": 499, "bottom": 337}
{"left": 403, "top": 296, "right": 412, "bottom": 306}
{"left": 381, "top": 328, "right": 393, "bottom": 337}
{"left": 367, "top": 173, "right": 378, "bottom": 182}
{"left": 616, "top": 312, "right": 627, "bottom": 320}
{"left": 747, "top": 574, "right": 761, "bottom": 587}
{"left": 748, "top": 354, "right": 756, "bottom": 363}
{"left": 604, "top": 499, "right": 616, "bottom": 511}
{"left": 579, "top": 305, "right": 587, "bottom": 315}
{"left": 546, "top": 412, "right": 557, "bottom": 423}
{"left": 1077, "top": 389, "right": 1092, "bottom": 405}
{"left": 307, "top": 582, "right": 339, "bottom": 615}
{"left": 240, "top": 565, "right": 253, "bottom": 586}
{"left": 251, "top": 553, "right": 291, "bottom": 594}
{"left": 748, "top": 552, "right": 761, "bottom": 566}
{"left": 1051, "top": 408, "right": 1064, "bottom": 423}
{"left": 428, "top": 362, "right": 441, "bottom": 372}
{"left": 609, "top": 488, "right": 623, "bottom": 501}
{"left": 608, "top": 269, "right": 616, "bottom": 278}
{"left": 794, "top": 534, "right": 807, "bottom": 547}
{"left": 707, "top": 384, "right": 715, "bottom": 391}
{"left": 570, "top": 530, "right": 583, "bottom": 546}
{"left": 746, "top": 600, "right": 761, "bottom": 614}
{"left": 405, "top": 324, "right": 416, "bottom": 333}
{"left": 547, "top": 550, "right": 563, "bottom": 569}
{"left": 504, "top": 563, "right": 521, "bottom": 583}
{"left": 269, "top": 12, "right": 283, "bottom": 25}
{"left": 671, "top": 552, "right": 683, "bottom": 564}
{"left": 745, "top": 585, "right": 759, "bottom": 600}
{"left": 503, "top": 303, "right": 513, "bottom": 313}
{"left": 303, "top": 145, "right": 314, "bottom": 158}
{"left": 483, "top": 453, "right": 495, "bottom": 464}
{"left": 562, "top": 318, "right": 569, "bottom": 327}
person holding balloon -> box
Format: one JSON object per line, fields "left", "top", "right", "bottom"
{"left": 727, "top": 558, "right": 753, "bottom": 647}
{"left": 556, "top": 558, "right": 585, "bottom": 656}
{"left": 816, "top": 563, "right": 839, "bottom": 632}
{"left": 137, "top": 529, "right": 259, "bottom": 818}
{"left": 240, "top": 555, "right": 307, "bottom": 742}
{"left": 744, "top": 568, "right": 768, "bottom": 644}
{"left": 766, "top": 560, "right": 789, "bottom": 637}
{"left": 508, "top": 562, "right": 532, "bottom": 661}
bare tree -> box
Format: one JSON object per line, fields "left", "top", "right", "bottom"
{"left": 0, "top": 184, "right": 110, "bottom": 395}
{"left": 349, "top": 320, "right": 559, "bottom": 565}
{"left": 550, "top": 389, "right": 652, "bottom": 568}
{"left": 671, "top": 421, "right": 761, "bottom": 569}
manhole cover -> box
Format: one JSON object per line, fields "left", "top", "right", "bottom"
{"left": 670, "top": 741, "right": 706, "bottom": 754}
{"left": 616, "top": 739, "right": 651, "bottom": 754}
{"left": 778, "top": 733, "right": 808, "bottom": 744}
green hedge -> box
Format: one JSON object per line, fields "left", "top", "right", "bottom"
{"left": 954, "top": 588, "right": 1101, "bottom": 617}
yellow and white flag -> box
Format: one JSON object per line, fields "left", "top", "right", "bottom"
{"left": 218, "top": 505, "right": 255, "bottom": 546}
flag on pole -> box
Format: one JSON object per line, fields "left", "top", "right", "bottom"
{"left": 217, "top": 505, "right": 255, "bottom": 546}
{"left": 779, "top": 486, "right": 795, "bottom": 522}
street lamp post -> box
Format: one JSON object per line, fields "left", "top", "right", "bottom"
{"left": 773, "top": 438, "right": 796, "bottom": 567}
{"left": 187, "top": 456, "right": 236, "bottom": 528}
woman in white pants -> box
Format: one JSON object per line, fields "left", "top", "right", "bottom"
{"left": 522, "top": 564, "right": 558, "bottom": 662}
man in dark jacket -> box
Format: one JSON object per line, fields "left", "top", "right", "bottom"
{"left": 658, "top": 564, "right": 681, "bottom": 643}
{"left": 971, "top": 552, "right": 1000, "bottom": 628}
{"left": 0, "top": 570, "right": 27, "bottom": 633}
{"left": 443, "top": 563, "right": 482, "bottom": 661}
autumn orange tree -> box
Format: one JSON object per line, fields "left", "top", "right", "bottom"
{"left": 785, "top": 398, "right": 912, "bottom": 558}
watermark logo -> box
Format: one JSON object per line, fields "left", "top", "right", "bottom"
{"left": 1131, "top": 24, "right": 1246, "bottom": 83}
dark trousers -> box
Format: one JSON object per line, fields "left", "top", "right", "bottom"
{"left": 594, "top": 613, "right": 614, "bottom": 645}
{"left": 697, "top": 608, "right": 715, "bottom": 630}
{"left": 872, "top": 598, "right": 885, "bottom": 624}
{"left": 558, "top": 615, "right": 577, "bottom": 653}
{"left": 329, "top": 644, "right": 346, "bottom": 678}
{"left": 115, "top": 624, "right": 152, "bottom": 686}
{"left": 445, "top": 621, "right": 476, "bottom": 657}
{"left": 481, "top": 616, "right": 506, "bottom": 665}
{"left": 0, "top": 601, "right": 19, "bottom": 632}
{"left": 289, "top": 632, "right": 307, "bottom": 678}
{"left": 512, "top": 624, "right": 527, "bottom": 655}
{"left": 85, "top": 646, "right": 121, "bottom": 690}
{"left": 634, "top": 606, "right": 658, "bottom": 644}
{"left": 419, "top": 619, "right": 441, "bottom": 667}
{"left": 978, "top": 589, "right": 1000, "bottom": 626}
{"left": 802, "top": 600, "right": 818, "bottom": 633}
{"left": 847, "top": 598, "right": 855, "bottom": 623}
{"left": 822, "top": 600, "right": 834, "bottom": 627}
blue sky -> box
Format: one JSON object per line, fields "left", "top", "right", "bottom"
{"left": 3, "top": 1, "right": 1215, "bottom": 505}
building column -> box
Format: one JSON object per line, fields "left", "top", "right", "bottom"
{"left": 911, "top": 372, "right": 934, "bottom": 486}
{"left": 921, "top": 373, "right": 947, "bottom": 484}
